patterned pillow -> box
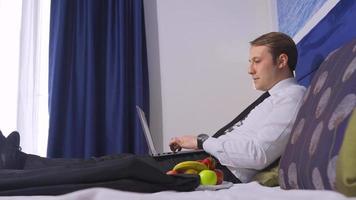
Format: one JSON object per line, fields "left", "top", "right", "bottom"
{"left": 279, "top": 39, "right": 356, "bottom": 192}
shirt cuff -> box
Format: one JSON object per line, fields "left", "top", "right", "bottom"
{"left": 203, "top": 137, "right": 235, "bottom": 167}
{"left": 202, "top": 137, "right": 222, "bottom": 154}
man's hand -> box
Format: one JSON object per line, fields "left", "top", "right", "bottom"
{"left": 169, "top": 135, "right": 198, "bottom": 152}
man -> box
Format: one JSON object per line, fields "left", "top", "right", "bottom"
{"left": 169, "top": 31, "right": 305, "bottom": 182}
{"left": 0, "top": 32, "right": 305, "bottom": 194}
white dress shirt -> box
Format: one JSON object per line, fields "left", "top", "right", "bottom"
{"left": 203, "top": 78, "right": 306, "bottom": 183}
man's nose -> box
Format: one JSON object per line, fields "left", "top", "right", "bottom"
{"left": 248, "top": 64, "right": 255, "bottom": 75}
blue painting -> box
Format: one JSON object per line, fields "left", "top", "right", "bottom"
{"left": 277, "top": 0, "right": 329, "bottom": 37}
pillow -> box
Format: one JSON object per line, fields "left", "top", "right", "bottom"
{"left": 253, "top": 159, "right": 279, "bottom": 187}
{"left": 336, "top": 108, "right": 356, "bottom": 196}
{"left": 279, "top": 39, "right": 356, "bottom": 193}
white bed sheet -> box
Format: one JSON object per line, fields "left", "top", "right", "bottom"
{"left": 1, "top": 182, "right": 354, "bottom": 200}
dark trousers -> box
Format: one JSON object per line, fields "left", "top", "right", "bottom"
{"left": 0, "top": 151, "right": 239, "bottom": 195}
{"left": 23, "top": 151, "right": 240, "bottom": 183}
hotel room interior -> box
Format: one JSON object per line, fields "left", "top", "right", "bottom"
{"left": 0, "top": 0, "right": 355, "bottom": 199}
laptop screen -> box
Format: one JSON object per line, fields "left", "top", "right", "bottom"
{"left": 136, "top": 106, "right": 158, "bottom": 155}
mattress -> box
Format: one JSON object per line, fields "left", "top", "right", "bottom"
{"left": 1, "top": 182, "right": 352, "bottom": 200}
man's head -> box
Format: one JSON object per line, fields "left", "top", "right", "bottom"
{"left": 248, "top": 32, "right": 297, "bottom": 91}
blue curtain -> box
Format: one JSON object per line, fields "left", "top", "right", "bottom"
{"left": 296, "top": 0, "right": 356, "bottom": 87}
{"left": 48, "top": 0, "right": 149, "bottom": 158}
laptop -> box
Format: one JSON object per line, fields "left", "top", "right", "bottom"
{"left": 136, "top": 105, "right": 204, "bottom": 158}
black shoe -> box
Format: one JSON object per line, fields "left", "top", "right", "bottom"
{"left": 0, "top": 131, "right": 25, "bottom": 169}
{"left": 6, "top": 131, "right": 21, "bottom": 150}
{"left": 0, "top": 130, "right": 6, "bottom": 145}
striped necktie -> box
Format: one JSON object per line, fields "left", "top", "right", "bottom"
{"left": 212, "top": 91, "right": 270, "bottom": 138}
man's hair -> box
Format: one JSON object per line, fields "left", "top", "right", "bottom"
{"left": 250, "top": 32, "right": 298, "bottom": 72}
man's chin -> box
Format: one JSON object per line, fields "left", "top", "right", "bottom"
{"left": 253, "top": 85, "right": 268, "bottom": 91}
{"left": 252, "top": 83, "right": 260, "bottom": 90}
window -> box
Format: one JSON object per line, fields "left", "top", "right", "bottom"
{"left": 0, "top": 0, "right": 50, "bottom": 156}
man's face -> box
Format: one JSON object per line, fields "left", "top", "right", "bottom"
{"left": 248, "top": 45, "right": 279, "bottom": 91}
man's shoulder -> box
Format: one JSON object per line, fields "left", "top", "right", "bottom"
{"left": 270, "top": 78, "right": 305, "bottom": 95}
{"left": 289, "top": 83, "right": 306, "bottom": 95}
{"left": 288, "top": 83, "right": 306, "bottom": 93}
{"left": 272, "top": 84, "right": 306, "bottom": 104}
{"left": 279, "top": 79, "right": 306, "bottom": 94}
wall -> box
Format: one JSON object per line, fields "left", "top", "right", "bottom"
{"left": 144, "top": 0, "right": 276, "bottom": 152}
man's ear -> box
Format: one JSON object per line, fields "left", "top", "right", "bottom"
{"left": 277, "top": 54, "right": 288, "bottom": 69}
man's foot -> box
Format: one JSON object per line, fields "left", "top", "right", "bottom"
{"left": 0, "top": 131, "right": 25, "bottom": 169}
{"left": 0, "top": 130, "right": 6, "bottom": 145}
{"left": 6, "top": 131, "right": 21, "bottom": 150}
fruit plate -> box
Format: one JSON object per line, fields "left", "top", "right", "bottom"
{"left": 195, "top": 181, "right": 234, "bottom": 191}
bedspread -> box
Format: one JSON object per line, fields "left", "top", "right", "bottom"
{"left": 1, "top": 182, "right": 353, "bottom": 200}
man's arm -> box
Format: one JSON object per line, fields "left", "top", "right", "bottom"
{"left": 169, "top": 135, "right": 198, "bottom": 151}
{"left": 203, "top": 95, "right": 302, "bottom": 170}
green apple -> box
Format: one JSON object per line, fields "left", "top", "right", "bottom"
{"left": 199, "top": 169, "right": 217, "bottom": 185}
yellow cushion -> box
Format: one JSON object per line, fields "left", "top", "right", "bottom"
{"left": 336, "top": 108, "right": 356, "bottom": 197}
{"left": 253, "top": 159, "right": 279, "bottom": 187}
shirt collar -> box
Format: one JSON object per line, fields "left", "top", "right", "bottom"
{"left": 268, "top": 78, "right": 297, "bottom": 96}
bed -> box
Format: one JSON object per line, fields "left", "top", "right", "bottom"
{"left": 0, "top": 182, "right": 349, "bottom": 200}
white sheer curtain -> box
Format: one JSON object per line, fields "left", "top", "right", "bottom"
{"left": 0, "top": 0, "right": 50, "bottom": 156}
{"left": 0, "top": 1, "right": 22, "bottom": 138}
{"left": 17, "top": 0, "right": 50, "bottom": 156}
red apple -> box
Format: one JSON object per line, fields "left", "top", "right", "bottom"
{"left": 214, "top": 169, "right": 224, "bottom": 185}
{"left": 202, "top": 157, "right": 216, "bottom": 170}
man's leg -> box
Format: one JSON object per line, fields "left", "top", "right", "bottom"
{"left": 0, "top": 132, "right": 200, "bottom": 195}
{"left": 0, "top": 131, "right": 135, "bottom": 170}
{"left": 1, "top": 130, "right": 238, "bottom": 194}
{"left": 0, "top": 153, "right": 201, "bottom": 195}
{"left": 23, "top": 150, "right": 241, "bottom": 184}
{"left": 23, "top": 153, "right": 133, "bottom": 169}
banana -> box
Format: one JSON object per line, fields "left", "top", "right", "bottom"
{"left": 173, "top": 161, "right": 208, "bottom": 172}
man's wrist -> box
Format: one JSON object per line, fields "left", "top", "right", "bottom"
{"left": 197, "top": 134, "right": 209, "bottom": 149}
